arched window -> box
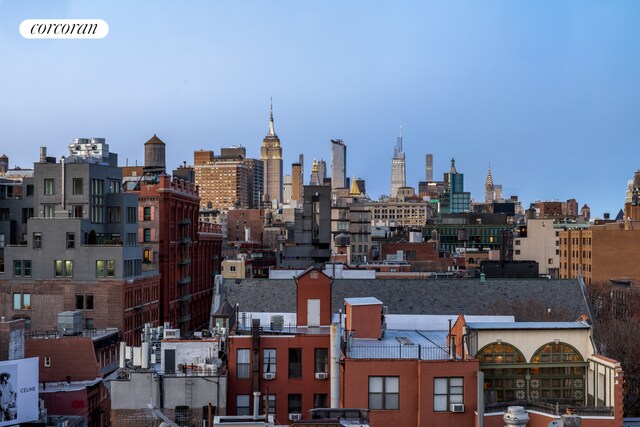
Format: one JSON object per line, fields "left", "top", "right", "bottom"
{"left": 143, "top": 228, "right": 151, "bottom": 243}
{"left": 143, "top": 249, "right": 152, "bottom": 263}
{"left": 478, "top": 342, "right": 527, "bottom": 402}
{"left": 529, "top": 342, "right": 585, "bottom": 403}
{"left": 478, "top": 342, "right": 526, "bottom": 364}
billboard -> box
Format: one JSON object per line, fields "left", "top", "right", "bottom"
{"left": 0, "top": 357, "right": 39, "bottom": 426}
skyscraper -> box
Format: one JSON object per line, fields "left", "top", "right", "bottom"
{"left": 390, "top": 128, "right": 406, "bottom": 198}
{"left": 485, "top": 165, "right": 494, "bottom": 203}
{"left": 317, "top": 159, "right": 327, "bottom": 184}
{"left": 331, "top": 139, "right": 346, "bottom": 189}
{"left": 261, "top": 100, "right": 283, "bottom": 203}
{"left": 425, "top": 154, "right": 433, "bottom": 182}
{"left": 309, "top": 159, "right": 321, "bottom": 186}
{"left": 291, "top": 162, "right": 303, "bottom": 203}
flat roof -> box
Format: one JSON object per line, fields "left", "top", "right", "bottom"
{"left": 344, "top": 297, "right": 382, "bottom": 306}
{"left": 465, "top": 321, "right": 590, "bottom": 330}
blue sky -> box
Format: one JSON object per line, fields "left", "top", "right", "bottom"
{"left": 1, "top": 1, "right": 639, "bottom": 217}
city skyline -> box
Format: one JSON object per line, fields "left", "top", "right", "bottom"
{"left": 2, "top": 1, "right": 640, "bottom": 216}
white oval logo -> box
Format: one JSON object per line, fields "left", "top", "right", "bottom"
{"left": 20, "top": 19, "right": 109, "bottom": 39}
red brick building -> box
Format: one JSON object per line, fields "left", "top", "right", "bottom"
{"left": 127, "top": 174, "right": 222, "bottom": 335}
{"left": 26, "top": 328, "right": 121, "bottom": 427}
{"left": 227, "top": 268, "right": 332, "bottom": 423}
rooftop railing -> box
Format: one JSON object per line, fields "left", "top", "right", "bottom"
{"left": 235, "top": 323, "right": 331, "bottom": 336}
{"left": 485, "top": 400, "right": 614, "bottom": 417}
{"left": 341, "top": 338, "right": 462, "bottom": 361}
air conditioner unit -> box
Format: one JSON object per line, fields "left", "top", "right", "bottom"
{"left": 164, "top": 329, "right": 181, "bottom": 339}
{"left": 263, "top": 372, "right": 276, "bottom": 380}
{"left": 315, "top": 372, "right": 328, "bottom": 380}
{"left": 450, "top": 403, "right": 464, "bottom": 412}
{"left": 289, "top": 413, "right": 302, "bottom": 421}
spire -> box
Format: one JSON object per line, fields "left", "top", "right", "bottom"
{"left": 350, "top": 175, "right": 361, "bottom": 196}
{"left": 485, "top": 164, "right": 493, "bottom": 188}
{"left": 268, "top": 97, "right": 276, "bottom": 136}
{"left": 312, "top": 158, "right": 318, "bottom": 172}
{"left": 449, "top": 158, "right": 457, "bottom": 174}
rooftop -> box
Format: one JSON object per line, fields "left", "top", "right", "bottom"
{"left": 344, "top": 297, "right": 382, "bottom": 306}
{"left": 225, "top": 278, "right": 591, "bottom": 321}
{"left": 465, "top": 321, "right": 590, "bottom": 330}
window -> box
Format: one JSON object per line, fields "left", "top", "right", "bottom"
{"left": 143, "top": 207, "right": 151, "bottom": 221}
{"left": 44, "top": 357, "right": 51, "bottom": 367}
{"left": 127, "top": 233, "right": 137, "bottom": 246}
{"left": 369, "top": 376, "right": 399, "bottom": 410}
{"left": 109, "top": 180, "right": 121, "bottom": 193}
{"left": 263, "top": 349, "right": 276, "bottom": 375}
{"left": 96, "top": 260, "right": 105, "bottom": 277}
{"left": 126, "top": 207, "right": 137, "bottom": 223}
{"left": 22, "top": 208, "right": 33, "bottom": 224}
{"left": 55, "top": 260, "right": 63, "bottom": 277}
{"left": 237, "top": 349, "right": 250, "bottom": 379}
{"left": 13, "top": 260, "right": 21, "bottom": 277}
{"left": 86, "top": 294, "right": 94, "bottom": 310}
{"left": 313, "top": 394, "right": 328, "bottom": 409}
{"left": 314, "top": 348, "right": 328, "bottom": 374}
{"left": 230, "top": 265, "right": 236, "bottom": 272}
{"left": 143, "top": 228, "right": 151, "bottom": 243}
{"left": 43, "top": 204, "right": 55, "bottom": 218}
{"left": 72, "top": 178, "right": 83, "bottom": 195}
{"left": 515, "top": 240, "right": 521, "bottom": 246}
{"left": 66, "top": 233, "right": 75, "bottom": 249}
{"left": 91, "top": 179, "right": 104, "bottom": 223}
{"left": 0, "top": 234, "right": 4, "bottom": 248}
{"left": 236, "top": 395, "right": 250, "bottom": 416}
{"left": 26, "top": 185, "right": 34, "bottom": 196}
{"left": 65, "top": 260, "right": 73, "bottom": 277}
{"left": 23, "top": 260, "right": 31, "bottom": 277}
{"left": 262, "top": 394, "right": 276, "bottom": 414}
{"left": 33, "top": 232, "right": 42, "bottom": 249}
{"left": 107, "top": 260, "right": 115, "bottom": 277}
{"left": 548, "top": 258, "right": 553, "bottom": 265}
{"left": 143, "top": 249, "right": 152, "bottom": 263}
{"left": 76, "top": 294, "right": 84, "bottom": 310}
{"left": 85, "top": 318, "right": 94, "bottom": 329}
{"left": 515, "top": 249, "right": 521, "bottom": 255}
{"left": 434, "top": 377, "right": 463, "bottom": 412}
{"left": 288, "top": 394, "right": 302, "bottom": 414}
{"left": 289, "top": 348, "right": 302, "bottom": 379}
{"left": 13, "top": 293, "right": 30, "bottom": 310}
{"left": 44, "top": 178, "right": 55, "bottom": 195}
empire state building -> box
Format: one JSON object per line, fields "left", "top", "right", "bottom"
{"left": 261, "top": 100, "right": 283, "bottom": 204}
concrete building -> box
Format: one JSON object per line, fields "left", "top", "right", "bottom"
{"left": 513, "top": 219, "right": 561, "bottom": 276}
{"left": 425, "top": 154, "right": 433, "bottom": 182}
{"left": 279, "top": 186, "right": 332, "bottom": 269}
{"left": 330, "top": 140, "right": 346, "bottom": 190}
{"left": 261, "top": 102, "right": 283, "bottom": 204}
{"left": 1, "top": 140, "right": 160, "bottom": 345}
{"left": 291, "top": 162, "right": 303, "bottom": 204}
{"left": 109, "top": 327, "right": 227, "bottom": 426}
{"left": 389, "top": 129, "right": 406, "bottom": 198}
{"left": 366, "top": 200, "right": 428, "bottom": 228}
{"left": 317, "top": 159, "right": 327, "bottom": 185}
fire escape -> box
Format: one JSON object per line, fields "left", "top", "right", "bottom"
{"left": 177, "top": 217, "right": 192, "bottom": 336}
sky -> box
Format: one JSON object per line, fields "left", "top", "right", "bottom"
{"left": 1, "top": 1, "right": 639, "bottom": 217}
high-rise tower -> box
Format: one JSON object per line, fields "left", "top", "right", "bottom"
{"left": 331, "top": 139, "right": 347, "bottom": 189}
{"left": 425, "top": 154, "right": 433, "bottom": 182}
{"left": 390, "top": 128, "right": 406, "bottom": 198}
{"left": 260, "top": 99, "right": 283, "bottom": 203}
{"left": 485, "top": 165, "right": 494, "bottom": 203}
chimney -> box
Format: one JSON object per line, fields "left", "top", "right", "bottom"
{"left": 253, "top": 391, "right": 260, "bottom": 418}
{"left": 40, "top": 147, "right": 47, "bottom": 163}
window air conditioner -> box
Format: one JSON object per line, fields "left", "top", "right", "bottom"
{"left": 450, "top": 403, "right": 464, "bottom": 412}
{"left": 263, "top": 372, "right": 276, "bottom": 380}
{"left": 289, "top": 413, "right": 302, "bottom": 421}
{"left": 314, "top": 372, "right": 328, "bottom": 380}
